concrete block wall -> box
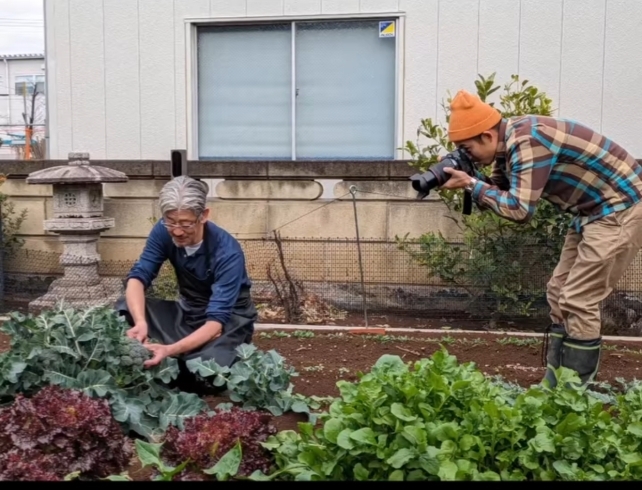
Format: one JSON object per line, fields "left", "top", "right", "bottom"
{"left": 0, "top": 159, "right": 460, "bottom": 287}
{"left": 4, "top": 158, "right": 642, "bottom": 294}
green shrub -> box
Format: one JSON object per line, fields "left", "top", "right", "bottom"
{"left": 0, "top": 174, "right": 28, "bottom": 257}
{"left": 397, "top": 74, "right": 571, "bottom": 320}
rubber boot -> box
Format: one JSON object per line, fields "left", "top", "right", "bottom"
{"left": 541, "top": 323, "right": 566, "bottom": 389}
{"left": 559, "top": 337, "right": 602, "bottom": 388}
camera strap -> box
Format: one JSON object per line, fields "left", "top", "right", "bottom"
{"left": 463, "top": 191, "right": 473, "bottom": 215}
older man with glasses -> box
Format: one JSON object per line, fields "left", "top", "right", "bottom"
{"left": 114, "top": 176, "right": 257, "bottom": 393}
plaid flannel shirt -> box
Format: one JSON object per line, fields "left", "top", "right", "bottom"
{"left": 470, "top": 115, "right": 642, "bottom": 232}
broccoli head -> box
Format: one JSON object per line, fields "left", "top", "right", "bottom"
{"left": 120, "top": 337, "right": 153, "bottom": 368}
{"left": 119, "top": 355, "right": 134, "bottom": 367}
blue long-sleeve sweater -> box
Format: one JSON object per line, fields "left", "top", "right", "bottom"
{"left": 126, "top": 220, "right": 252, "bottom": 326}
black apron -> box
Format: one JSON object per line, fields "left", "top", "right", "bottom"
{"left": 115, "top": 225, "right": 257, "bottom": 369}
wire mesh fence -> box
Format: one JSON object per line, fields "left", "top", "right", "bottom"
{"left": 2, "top": 233, "right": 642, "bottom": 335}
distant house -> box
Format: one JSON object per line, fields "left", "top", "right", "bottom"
{"left": 0, "top": 53, "right": 46, "bottom": 159}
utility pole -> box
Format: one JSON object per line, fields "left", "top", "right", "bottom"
{"left": 23, "top": 83, "right": 31, "bottom": 160}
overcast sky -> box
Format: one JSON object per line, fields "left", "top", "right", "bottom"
{"left": 0, "top": 0, "right": 44, "bottom": 55}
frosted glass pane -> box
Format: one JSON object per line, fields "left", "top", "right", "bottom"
{"left": 295, "top": 20, "right": 396, "bottom": 159}
{"left": 197, "top": 24, "right": 292, "bottom": 159}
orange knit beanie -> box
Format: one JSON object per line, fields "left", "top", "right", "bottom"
{"left": 448, "top": 90, "right": 501, "bottom": 142}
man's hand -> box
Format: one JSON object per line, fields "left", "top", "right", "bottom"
{"left": 440, "top": 167, "right": 474, "bottom": 190}
{"left": 143, "top": 342, "right": 172, "bottom": 368}
{"left": 126, "top": 322, "right": 148, "bottom": 343}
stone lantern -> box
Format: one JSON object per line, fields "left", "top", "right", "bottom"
{"left": 25, "top": 152, "right": 129, "bottom": 311}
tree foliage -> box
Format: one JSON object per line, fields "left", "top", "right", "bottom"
{"left": 0, "top": 174, "right": 28, "bottom": 256}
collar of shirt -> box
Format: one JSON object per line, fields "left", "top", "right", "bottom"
{"left": 175, "top": 223, "right": 215, "bottom": 259}
{"left": 494, "top": 118, "right": 508, "bottom": 161}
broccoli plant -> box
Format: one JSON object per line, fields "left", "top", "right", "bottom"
{"left": 0, "top": 304, "right": 209, "bottom": 440}
{"left": 187, "top": 344, "right": 324, "bottom": 421}
{"left": 119, "top": 337, "right": 153, "bottom": 368}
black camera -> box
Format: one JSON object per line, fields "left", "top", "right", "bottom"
{"left": 409, "top": 148, "right": 476, "bottom": 200}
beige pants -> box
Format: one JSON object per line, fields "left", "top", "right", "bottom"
{"left": 546, "top": 202, "right": 642, "bottom": 340}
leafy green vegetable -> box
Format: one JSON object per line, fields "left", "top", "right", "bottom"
{"left": 203, "top": 439, "right": 243, "bottom": 481}
{"left": 0, "top": 304, "right": 208, "bottom": 440}
{"left": 253, "top": 348, "right": 642, "bottom": 481}
{"left": 0, "top": 385, "right": 134, "bottom": 481}
{"left": 135, "top": 439, "right": 191, "bottom": 481}
{"left": 123, "top": 434, "right": 246, "bottom": 481}
{"left": 186, "top": 343, "right": 322, "bottom": 420}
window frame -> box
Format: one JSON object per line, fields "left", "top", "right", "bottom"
{"left": 14, "top": 74, "right": 45, "bottom": 96}
{"left": 184, "top": 12, "right": 405, "bottom": 161}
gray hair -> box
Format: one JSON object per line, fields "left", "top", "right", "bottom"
{"left": 158, "top": 176, "right": 210, "bottom": 217}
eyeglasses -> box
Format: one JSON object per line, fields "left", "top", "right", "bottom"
{"left": 160, "top": 218, "right": 199, "bottom": 231}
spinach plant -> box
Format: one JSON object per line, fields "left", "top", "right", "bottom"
{"left": 251, "top": 348, "right": 642, "bottom": 481}
{"left": 0, "top": 304, "right": 208, "bottom": 440}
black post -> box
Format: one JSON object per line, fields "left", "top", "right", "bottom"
{"left": 170, "top": 149, "right": 188, "bottom": 179}
{"left": 349, "top": 185, "right": 368, "bottom": 328}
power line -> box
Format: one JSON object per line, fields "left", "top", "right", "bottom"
{"left": 0, "top": 17, "right": 43, "bottom": 22}
{"left": 0, "top": 21, "right": 43, "bottom": 25}
{"left": 0, "top": 19, "right": 44, "bottom": 27}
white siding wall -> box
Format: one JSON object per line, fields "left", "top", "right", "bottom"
{"left": 44, "top": 0, "right": 642, "bottom": 159}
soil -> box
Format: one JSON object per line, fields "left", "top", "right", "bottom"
{"left": 3, "top": 328, "right": 642, "bottom": 481}
{"left": 252, "top": 330, "right": 642, "bottom": 395}
{"left": 0, "top": 334, "right": 9, "bottom": 353}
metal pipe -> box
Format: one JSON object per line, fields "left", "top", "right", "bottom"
{"left": 3, "top": 57, "right": 10, "bottom": 124}
{"left": 42, "top": 0, "right": 50, "bottom": 158}
{"left": 251, "top": 323, "right": 642, "bottom": 343}
{"left": 349, "top": 185, "right": 369, "bottom": 328}
{"left": 0, "top": 200, "right": 4, "bottom": 313}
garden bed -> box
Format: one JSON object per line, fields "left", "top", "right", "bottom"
{"left": 4, "top": 328, "right": 642, "bottom": 401}
{"left": 252, "top": 329, "right": 642, "bottom": 393}
{"left": 4, "top": 321, "right": 642, "bottom": 482}
{"left": 127, "top": 329, "right": 642, "bottom": 481}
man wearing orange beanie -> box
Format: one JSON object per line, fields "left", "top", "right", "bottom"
{"left": 440, "top": 89, "right": 642, "bottom": 389}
